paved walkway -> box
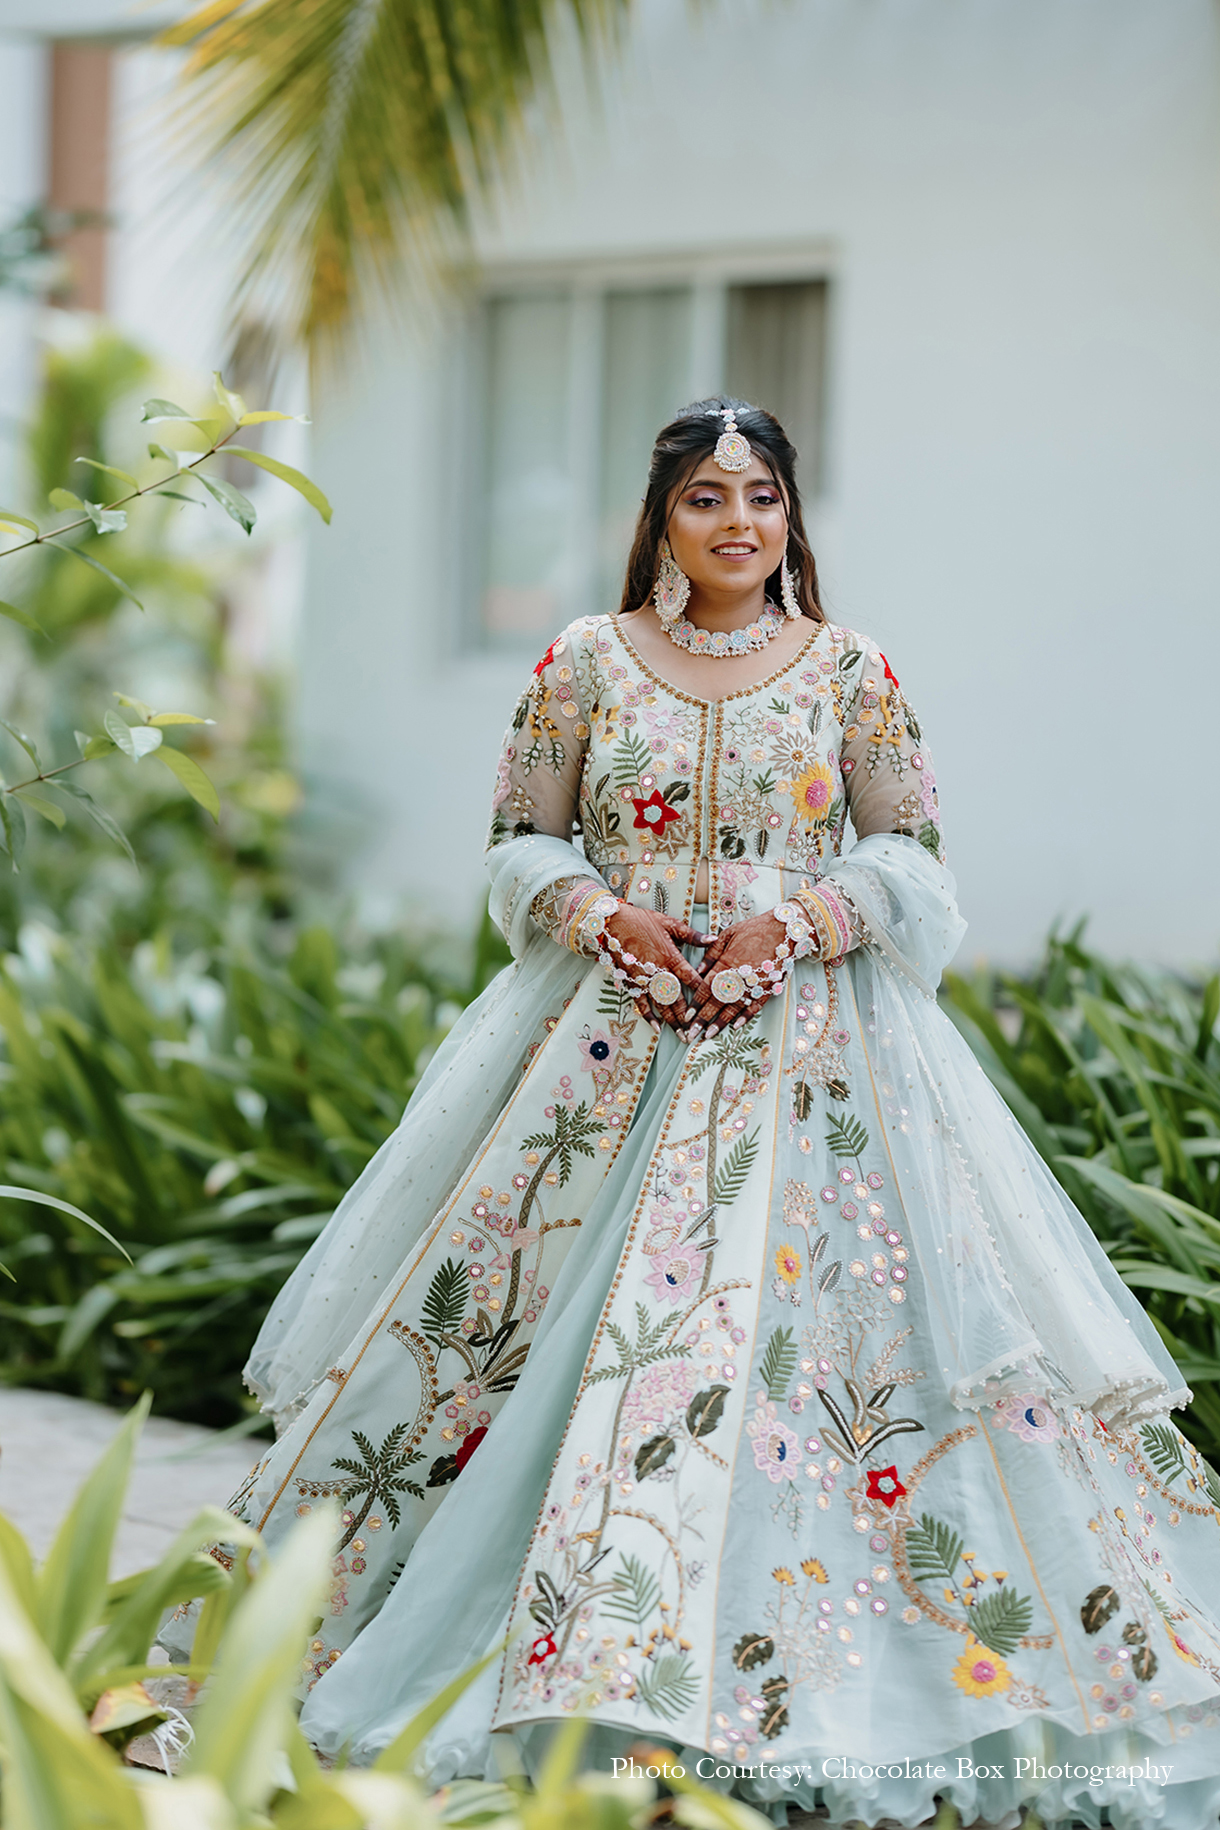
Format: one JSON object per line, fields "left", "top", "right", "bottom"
{"left": 0, "top": 1386, "right": 265, "bottom": 1575}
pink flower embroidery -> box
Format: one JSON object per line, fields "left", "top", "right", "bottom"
{"left": 644, "top": 1239, "right": 708, "bottom": 1306}
{"left": 577, "top": 1029, "right": 619, "bottom": 1073}
{"left": 746, "top": 1398, "right": 802, "bottom": 1484}
{"left": 620, "top": 1360, "right": 701, "bottom": 1437}
{"left": 995, "top": 1392, "right": 1059, "bottom": 1444}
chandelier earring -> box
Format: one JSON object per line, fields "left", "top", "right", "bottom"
{"left": 654, "top": 537, "right": 691, "bottom": 627}
{"left": 780, "top": 550, "right": 802, "bottom": 621}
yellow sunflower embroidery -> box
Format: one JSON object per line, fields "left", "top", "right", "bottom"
{"left": 772, "top": 1566, "right": 796, "bottom": 1586}
{"left": 787, "top": 761, "right": 836, "bottom": 828}
{"left": 801, "top": 1558, "right": 828, "bottom": 1582}
{"left": 951, "top": 1637, "right": 1011, "bottom": 1698}
{"left": 774, "top": 1245, "right": 802, "bottom": 1284}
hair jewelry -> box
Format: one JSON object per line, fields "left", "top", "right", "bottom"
{"left": 780, "top": 555, "right": 802, "bottom": 620}
{"left": 654, "top": 537, "right": 691, "bottom": 626}
{"left": 712, "top": 407, "right": 751, "bottom": 473}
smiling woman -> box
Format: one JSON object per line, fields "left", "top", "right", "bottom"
{"left": 180, "top": 396, "right": 1220, "bottom": 1830}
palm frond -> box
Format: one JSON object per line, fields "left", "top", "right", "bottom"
{"left": 161, "top": 0, "right": 629, "bottom": 355}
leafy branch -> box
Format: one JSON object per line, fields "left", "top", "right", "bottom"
{"left": 0, "top": 372, "right": 331, "bottom": 866}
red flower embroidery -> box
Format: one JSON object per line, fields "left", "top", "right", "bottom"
{"left": 533, "top": 641, "right": 559, "bottom": 676}
{"left": 455, "top": 1425, "right": 488, "bottom": 1471}
{"left": 527, "top": 1632, "right": 558, "bottom": 1666}
{"left": 866, "top": 1464, "right": 907, "bottom": 1509}
{"left": 880, "top": 653, "right": 901, "bottom": 692}
{"left": 632, "top": 789, "right": 682, "bottom": 834}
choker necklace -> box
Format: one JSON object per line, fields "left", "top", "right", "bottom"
{"left": 664, "top": 601, "right": 785, "bottom": 657}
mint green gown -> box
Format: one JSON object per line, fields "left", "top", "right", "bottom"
{"left": 217, "top": 617, "right": 1220, "bottom": 1829}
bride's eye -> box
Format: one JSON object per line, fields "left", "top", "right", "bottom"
{"left": 685, "top": 492, "right": 721, "bottom": 508}
{"left": 751, "top": 491, "right": 780, "bottom": 506}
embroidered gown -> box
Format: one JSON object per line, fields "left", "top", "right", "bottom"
{"left": 211, "top": 614, "right": 1220, "bottom": 1829}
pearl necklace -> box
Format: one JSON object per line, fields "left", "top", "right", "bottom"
{"left": 664, "top": 602, "right": 785, "bottom": 657}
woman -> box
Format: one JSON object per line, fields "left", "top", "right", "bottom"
{"left": 220, "top": 399, "right": 1220, "bottom": 1827}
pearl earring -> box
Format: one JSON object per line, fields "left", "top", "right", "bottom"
{"left": 654, "top": 537, "right": 691, "bottom": 627}
{"left": 780, "top": 554, "right": 802, "bottom": 620}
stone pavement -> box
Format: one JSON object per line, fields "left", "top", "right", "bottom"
{"left": 0, "top": 1385, "right": 265, "bottom": 1575}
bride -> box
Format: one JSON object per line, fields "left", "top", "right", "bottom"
{"left": 208, "top": 398, "right": 1220, "bottom": 1828}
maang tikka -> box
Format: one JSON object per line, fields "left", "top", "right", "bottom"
{"left": 712, "top": 406, "right": 751, "bottom": 473}
{"left": 654, "top": 536, "right": 691, "bottom": 626}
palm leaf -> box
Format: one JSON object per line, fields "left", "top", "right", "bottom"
{"left": 634, "top": 1652, "right": 698, "bottom": 1722}
{"left": 420, "top": 1256, "right": 468, "bottom": 1341}
{"left": 905, "top": 1512, "right": 963, "bottom": 1585}
{"left": 968, "top": 1587, "right": 1033, "bottom": 1658}
{"left": 713, "top": 1127, "right": 758, "bottom": 1207}
{"left": 602, "top": 1553, "right": 660, "bottom": 1631}
{"left": 161, "top": 0, "right": 629, "bottom": 355}
{"left": 759, "top": 1326, "right": 797, "bottom": 1402}
{"left": 824, "top": 1112, "right": 869, "bottom": 1159}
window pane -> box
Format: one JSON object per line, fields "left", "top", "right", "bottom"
{"left": 725, "top": 281, "right": 828, "bottom": 492}
{"left": 598, "top": 287, "right": 692, "bottom": 612}
{"left": 481, "top": 292, "right": 573, "bottom": 640}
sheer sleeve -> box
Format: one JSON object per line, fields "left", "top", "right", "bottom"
{"left": 485, "top": 626, "right": 614, "bottom": 955}
{"left": 838, "top": 649, "right": 944, "bottom": 863}
{"left": 801, "top": 641, "right": 963, "bottom": 994}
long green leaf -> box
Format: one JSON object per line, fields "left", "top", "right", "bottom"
{"left": 223, "top": 448, "right": 332, "bottom": 523}
{"left": 156, "top": 743, "right": 221, "bottom": 819}
{"left": 34, "top": 1394, "right": 151, "bottom": 1666}
{"left": 0, "top": 1186, "right": 131, "bottom": 1261}
{"left": 184, "top": 1507, "right": 336, "bottom": 1810}
{"left": 53, "top": 541, "right": 145, "bottom": 610}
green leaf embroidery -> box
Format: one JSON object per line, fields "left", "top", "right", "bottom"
{"left": 686, "top": 1384, "right": 729, "bottom": 1439}
{"left": 634, "top": 1433, "right": 676, "bottom": 1480}
{"left": 969, "top": 1587, "right": 1033, "bottom": 1657}
{"left": 713, "top": 1127, "right": 759, "bottom": 1207}
{"left": 611, "top": 733, "right": 653, "bottom": 789}
{"left": 732, "top": 1631, "right": 774, "bottom": 1671}
{"left": 825, "top": 1112, "right": 869, "bottom": 1159}
{"left": 1080, "top": 1583, "right": 1121, "bottom": 1635}
{"left": 759, "top": 1327, "right": 798, "bottom": 1402}
{"left": 603, "top": 1554, "right": 661, "bottom": 1632}
{"left": 634, "top": 1652, "right": 698, "bottom": 1722}
{"left": 420, "top": 1258, "right": 467, "bottom": 1343}
{"left": 906, "top": 1512, "right": 964, "bottom": 1585}
{"left": 1140, "top": 1421, "right": 1187, "bottom": 1487}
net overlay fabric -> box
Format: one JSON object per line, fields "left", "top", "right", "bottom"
{"left": 198, "top": 616, "right": 1220, "bottom": 1829}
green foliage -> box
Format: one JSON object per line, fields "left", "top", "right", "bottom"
{"left": 0, "top": 920, "right": 459, "bottom": 1426}
{"left": 824, "top": 1112, "right": 869, "bottom": 1159}
{"left": 603, "top": 1554, "right": 661, "bottom": 1632}
{"left": 712, "top": 1127, "right": 759, "bottom": 1207}
{"left": 942, "top": 927, "right": 1220, "bottom": 1459}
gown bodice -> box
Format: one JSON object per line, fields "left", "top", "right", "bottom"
{"left": 489, "top": 614, "right": 943, "bottom": 934}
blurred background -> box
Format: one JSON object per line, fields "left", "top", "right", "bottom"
{"left": 0, "top": 0, "right": 1217, "bottom": 1440}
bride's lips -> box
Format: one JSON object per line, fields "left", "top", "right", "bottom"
{"left": 711, "top": 543, "right": 757, "bottom": 559}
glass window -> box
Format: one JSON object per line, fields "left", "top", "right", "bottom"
{"left": 480, "top": 292, "right": 574, "bottom": 641}
{"left": 726, "top": 280, "right": 828, "bottom": 492}
{"left": 597, "top": 287, "right": 692, "bottom": 612}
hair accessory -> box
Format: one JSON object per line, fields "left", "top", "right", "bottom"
{"left": 654, "top": 537, "right": 691, "bottom": 627}
{"left": 780, "top": 555, "right": 802, "bottom": 620}
{"left": 665, "top": 602, "right": 784, "bottom": 657}
{"left": 712, "top": 407, "right": 751, "bottom": 473}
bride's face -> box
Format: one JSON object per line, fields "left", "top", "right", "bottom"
{"left": 666, "top": 453, "right": 789, "bottom": 602}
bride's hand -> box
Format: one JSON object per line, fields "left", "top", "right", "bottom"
{"left": 688, "top": 912, "right": 795, "bottom": 1040}
{"left": 601, "top": 905, "right": 709, "bottom": 1032}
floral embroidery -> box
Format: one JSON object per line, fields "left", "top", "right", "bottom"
{"left": 993, "top": 1391, "right": 1060, "bottom": 1444}
{"left": 952, "top": 1638, "right": 1011, "bottom": 1698}
{"left": 866, "top": 1465, "right": 907, "bottom": 1509}
{"left": 631, "top": 788, "right": 683, "bottom": 834}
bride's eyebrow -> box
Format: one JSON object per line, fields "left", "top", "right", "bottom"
{"left": 681, "top": 474, "right": 779, "bottom": 491}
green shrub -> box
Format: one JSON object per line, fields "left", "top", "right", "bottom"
{"left": 0, "top": 918, "right": 509, "bottom": 1427}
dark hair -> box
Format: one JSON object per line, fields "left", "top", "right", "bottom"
{"left": 618, "top": 394, "right": 823, "bottom": 621}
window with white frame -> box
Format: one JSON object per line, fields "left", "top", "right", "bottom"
{"left": 472, "top": 266, "right": 829, "bottom": 646}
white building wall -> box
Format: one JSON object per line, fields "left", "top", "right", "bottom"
{"left": 299, "top": 0, "right": 1220, "bottom": 964}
